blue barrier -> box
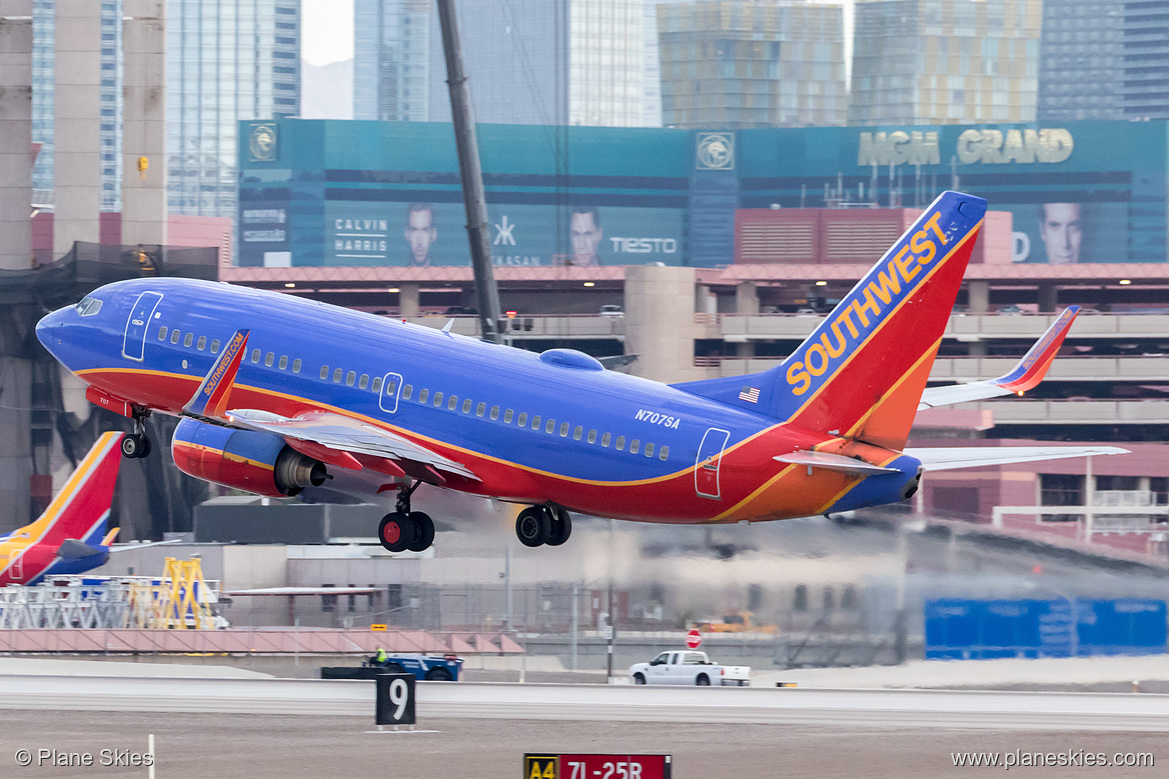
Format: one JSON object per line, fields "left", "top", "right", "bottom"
{"left": 924, "top": 598, "right": 1167, "bottom": 660}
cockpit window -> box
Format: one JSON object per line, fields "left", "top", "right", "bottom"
{"left": 74, "top": 297, "right": 102, "bottom": 316}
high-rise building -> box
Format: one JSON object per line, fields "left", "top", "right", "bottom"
{"left": 354, "top": 0, "right": 430, "bottom": 122}
{"left": 1122, "top": 0, "right": 1169, "bottom": 118}
{"left": 31, "top": 0, "right": 123, "bottom": 212}
{"left": 167, "top": 0, "right": 301, "bottom": 217}
{"left": 426, "top": 0, "right": 649, "bottom": 127}
{"left": 1037, "top": 0, "right": 1122, "bottom": 121}
{"left": 850, "top": 0, "right": 1041, "bottom": 125}
{"left": 657, "top": 1, "right": 847, "bottom": 129}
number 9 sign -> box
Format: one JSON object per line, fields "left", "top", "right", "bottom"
{"left": 375, "top": 672, "right": 416, "bottom": 726}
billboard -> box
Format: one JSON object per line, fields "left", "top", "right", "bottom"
{"left": 1001, "top": 202, "right": 1129, "bottom": 265}
{"left": 924, "top": 598, "right": 1167, "bottom": 660}
{"left": 323, "top": 201, "right": 684, "bottom": 268}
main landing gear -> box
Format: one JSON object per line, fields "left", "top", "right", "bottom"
{"left": 378, "top": 481, "right": 435, "bottom": 553}
{"left": 121, "top": 409, "right": 152, "bottom": 459}
{"left": 515, "top": 505, "right": 572, "bottom": 548}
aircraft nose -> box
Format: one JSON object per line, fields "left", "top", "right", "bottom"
{"left": 36, "top": 307, "right": 70, "bottom": 359}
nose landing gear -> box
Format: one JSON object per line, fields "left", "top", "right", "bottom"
{"left": 515, "top": 506, "right": 572, "bottom": 547}
{"left": 121, "top": 409, "right": 152, "bottom": 459}
{"left": 377, "top": 480, "right": 435, "bottom": 553}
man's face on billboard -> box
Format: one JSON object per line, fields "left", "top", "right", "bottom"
{"left": 406, "top": 209, "right": 436, "bottom": 265}
{"left": 570, "top": 211, "right": 602, "bottom": 266}
{"left": 1039, "top": 203, "right": 1082, "bottom": 264}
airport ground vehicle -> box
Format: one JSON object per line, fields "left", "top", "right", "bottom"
{"left": 629, "top": 650, "right": 750, "bottom": 686}
{"left": 322, "top": 653, "right": 463, "bottom": 681}
{"left": 696, "top": 611, "right": 778, "bottom": 634}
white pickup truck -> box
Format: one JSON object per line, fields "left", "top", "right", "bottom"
{"left": 629, "top": 650, "right": 751, "bottom": 687}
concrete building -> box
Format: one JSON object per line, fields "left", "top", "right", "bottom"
{"left": 0, "top": 5, "right": 33, "bottom": 271}
{"left": 353, "top": 0, "right": 430, "bottom": 122}
{"left": 850, "top": 0, "right": 1042, "bottom": 125}
{"left": 426, "top": 0, "right": 651, "bottom": 127}
{"left": 657, "top": 0, "right": 848, "bottom": 129}
{"left": 166, "top": 0, "right": 300, "bottom": 218}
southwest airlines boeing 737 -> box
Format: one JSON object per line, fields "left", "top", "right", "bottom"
{"left": 36, "top": 192, "right": 1124, "bottom": 553}
{"left": 0, "top": 432, "right": 124, "bottom": 585}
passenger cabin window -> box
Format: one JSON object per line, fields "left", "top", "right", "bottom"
{"left": 184, "top": 333, "right": 194, "bottom": 348}
{"left": 418, "top": 388, "right": 429, "bottom": 403}
{"left": 517, "top": 412, "right": 528, "bottom": 427}
{"left": 170, "top": 330, "right": 180, "bottom": 344}
{"left": 358, "top": 374, "right": 368, "bottom": 389}
{"left": 644, "top": 442, "right": 654, "bottom": 457}
{"left": 660, "top": 446, "right": 669, "bottom": 461}
{"left": 504, "top": 409, "right": 514, "bottom": 424}
{"left": 602, "top": 432, "right": 611, "bottom": 447}
{"left": 531, "top": 415, "right": 541, "bottom": 430}
{"left": 157, "top": 326, "right": 167, "bottom": 340}
{"left": 197, "top": 336, "right": 207, "bottom": 351}
{"left": 265, "top": 352, "right": 275, "bottom": 367}
{"left": 448, "top": 395, "right": 457, "bottom": 410}
{"left": 574, "top": 426, "right": 583, "bottom": 441}
{"left": 433, "top": 391, "right": 443, "bottom": 407}
{"left": 559, "top": 423, "right": 569, "bottom": 437}
{"left": 279, "top": 356, "right": 289, "bottom": 370}
{"left": 291, "top": 358, "right": 300, "bottom": 372}
{"left": 403, "top": 385, "right": 412, "bottom": 400}
{"left": 615, "top": 436, "right": 625, "bottom": 451}
{"left": 333, "top": 368, "right": 343, "bottom": 383}
{"left": 490, "top": 406, "right": 499, "bottom": 420}
{"left": 587, "top": 429, "right": 596, "bottom": 444}
{"left": 250, "top": 348, "right": 260, "bottom": 363}
{"left": 462, "top": 399, "right": 472, "bottom": 414}
{"left": 371, "top": 376, "right": 382, "bottom": 393}
{"left": 211, "top": 339, "right": 221, "bottom": 354}
{"left": 320, "top": 366, "right": 329, "bottom": 380}
{"left": 545, "top": 419, "right": 555, "bottom": 434}
{"left": 346, "top": 371, "right": 356, "bottom": 387}
{"left": 630, "top": 439, "right": 640, "bottom": 455}
{"left": 476, "top": 402, "right": 486, "bottom": 417}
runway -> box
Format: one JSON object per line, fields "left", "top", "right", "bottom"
{"left": 2, "top": 673, "right": 1168, "bottom": 731}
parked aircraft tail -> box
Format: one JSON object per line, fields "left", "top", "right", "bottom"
{"left": 675, "top": 191, "right": 986, "bottom": 450}
{"left": 39, "top": 431, "right": 124, "bottom": 552}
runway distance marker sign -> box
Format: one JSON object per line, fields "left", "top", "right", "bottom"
{"left": 524, "top": 754, "right": 672, "bottom": 779}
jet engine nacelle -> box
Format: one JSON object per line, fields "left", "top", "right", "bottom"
{"left": 171, "top": 417, "right": 326, "bottom": 497}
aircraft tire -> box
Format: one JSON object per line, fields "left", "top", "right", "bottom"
{"left": 121, "top": 434, "right": 149, "bottom": 459}
{"left": 546, "top": 507, "right": 572, "bottom": 546}
{"left": 378, "top": 512, "right": 416, "bottom": 553}
{"left": 407, "top": 512, "right": 435, "bottom": 552}
{"left": 515, "top": 506, "right": 551, "bottom": 547}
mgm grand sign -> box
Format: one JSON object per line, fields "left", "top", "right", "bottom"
{"left": 858, "top": 128, "right": 1074, "bottom": 167}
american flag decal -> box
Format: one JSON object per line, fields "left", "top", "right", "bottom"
{"left": 738, "top": 386, "right": 760, "bottom": 403}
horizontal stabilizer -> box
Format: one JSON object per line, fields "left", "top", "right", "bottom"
{"left": 919, "top": 307, "right": 1079, "bottom": 410}
{"left": 774, "top": 451, "right": 898, "bottom": 475}
{"left": 56, "top": 538, "right": 105, "bottom": 559}
{"left": 907, "top": 445, "right": 1128, "bottom": 472}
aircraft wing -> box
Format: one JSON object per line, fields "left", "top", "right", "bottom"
{"left": 918, "top": 306, "right": 1079, "bottom": 410}
{"left": 225, "top": 408, "right": 479, "bottom": 482}
{"left": 907, "top": 445, "right": 1128, "bottom": 472}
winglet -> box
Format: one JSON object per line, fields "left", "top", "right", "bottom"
{"left": 183, "top": 329, "right": 250, "bottom": 418}
{"left": 101, "top": 527, "right": 119, "bottom": 546}
{"left": 918, "top": 307, "right": 1079, "bottom": 410}
{"left": 990, "top": 305, "right": 1080, "bottom": 394}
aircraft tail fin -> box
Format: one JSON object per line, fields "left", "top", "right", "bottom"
{"left": 31, "top": 432, "right": 124, "bottom": 551}
{"left": 674, "top": 191, "right": 986, "bottom": 450}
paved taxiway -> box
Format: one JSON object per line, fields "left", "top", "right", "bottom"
{"left": 2, "top": 674, "right": 1168, "bottom": 731}
{"left": 0, "top": 710, "right": 1162, "bottom": 779}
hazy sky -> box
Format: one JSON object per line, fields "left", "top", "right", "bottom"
{"left": 302, "top": 0, "right": 355, "bottom": 66}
